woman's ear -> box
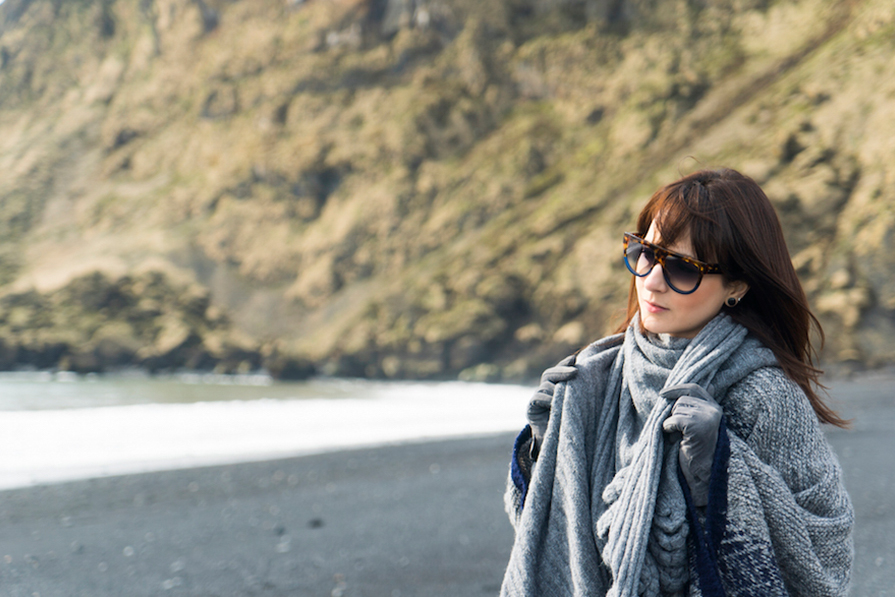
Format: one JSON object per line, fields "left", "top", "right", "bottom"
{"left": 727, "top": 279, "right": 750, "bottom": 301}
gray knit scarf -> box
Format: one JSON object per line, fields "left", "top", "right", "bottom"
{"left": 501, "top": 313, "right": 781, "bottom": 596}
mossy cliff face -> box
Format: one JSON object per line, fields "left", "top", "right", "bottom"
{"left": 0, "top": 0, "right": 893, "bottom": 379}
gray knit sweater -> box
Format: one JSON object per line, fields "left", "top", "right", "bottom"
{"left": 502, "top": 313, "right": 853, "bottom": 597}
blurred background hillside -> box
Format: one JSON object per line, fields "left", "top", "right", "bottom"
{"left": 0, "top": 0, "right": 893, "bottom": 382}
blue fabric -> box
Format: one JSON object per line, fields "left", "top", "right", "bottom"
{"left": 681, "top": 417, "right": 731, "bottom": 597}
{"left": 511, "top": 425, "right": 533, "bottom": 509}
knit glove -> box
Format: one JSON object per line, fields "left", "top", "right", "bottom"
{"left": 661, "top": 383, "right": 723, "bottom": 507}
{"left": 527, "top": 355, "right": 577, "bottom": 459}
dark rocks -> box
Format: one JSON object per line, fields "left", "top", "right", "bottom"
{"left": 0, "top": 270, "right": 293, "bottom": 377}
{"left": 264, "top": 353, "right": 317, "bottom": 381}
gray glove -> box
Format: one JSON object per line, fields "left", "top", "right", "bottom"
{"left": 527, "top": 355, "right": 577, "bottom": 458}
{"left": 661, "top": 383, "right": 723, "bottom": 507}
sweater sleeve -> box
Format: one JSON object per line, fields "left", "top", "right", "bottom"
{"left": 718, "top": 368, "right": 854, "bottom": 597}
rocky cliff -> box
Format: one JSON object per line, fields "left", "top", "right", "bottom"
{"left": 0, "top": 0, "right": 893, "bottom": 380}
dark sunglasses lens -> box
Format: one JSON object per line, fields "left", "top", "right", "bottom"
{"left": 664, "top": 256, "right": 701, "bottom": 292}
{"left": 625, "top": 242, "right": 654, "bottom": 276}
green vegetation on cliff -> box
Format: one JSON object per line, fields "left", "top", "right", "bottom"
{"left": 1, "top": 0, "right": 894, "bottom": 379}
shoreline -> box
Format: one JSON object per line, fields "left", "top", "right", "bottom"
{"left": 0, "top": 376, "right": 531, "bottom": 492}
{"left": 3, "top": 360, "right": 894, "bottom": 387}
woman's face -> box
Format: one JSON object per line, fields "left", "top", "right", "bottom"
{"left": 635, "top": 221, "right": 745, "bottom": 339}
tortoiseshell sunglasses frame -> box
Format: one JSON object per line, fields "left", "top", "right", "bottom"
{"left": 623, "top": 232, "right": 723, "bottom": 294}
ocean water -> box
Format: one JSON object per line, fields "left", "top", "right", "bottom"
{"left": 0, "top": 372, "right": 531, "bottom": 490}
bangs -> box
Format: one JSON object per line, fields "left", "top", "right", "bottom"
{"left": 637, "top": 178, "right": 725, "bottom": 265}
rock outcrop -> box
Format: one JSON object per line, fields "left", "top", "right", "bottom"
{"left": 0, "top": 0, "right": 893, "bottom": 379}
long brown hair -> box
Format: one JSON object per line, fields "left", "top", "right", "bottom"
{"left": 616, "top": 168, "right": 848, "bottom": 427}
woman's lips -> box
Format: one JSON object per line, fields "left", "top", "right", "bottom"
{"left": 644, "top": 301, "right": 668, "bottom": 313}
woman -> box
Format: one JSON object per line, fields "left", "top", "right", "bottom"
{"left": 501, "top": 168, "right": 853, "bottom": 597}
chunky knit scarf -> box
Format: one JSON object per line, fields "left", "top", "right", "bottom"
{"left": 501, "top": 313, "right": 853, "bottom": 597}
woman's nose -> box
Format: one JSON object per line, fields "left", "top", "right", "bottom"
{"left": 643, "top": 264, "right": 668, "bottom": 292}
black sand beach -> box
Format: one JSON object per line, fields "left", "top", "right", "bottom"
{"left": 0, "top": 434, "right": 517, "bottom": 597}
{"left": 1, "top": 376, "right": 893, "bottom": 597}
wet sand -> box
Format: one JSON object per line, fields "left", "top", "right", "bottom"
{"left": 0, "top": 376, "right": 892, "bottom": 596}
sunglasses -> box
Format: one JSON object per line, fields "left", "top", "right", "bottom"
{"left": 623, "top": 232, "right": 722, "bottom": 294}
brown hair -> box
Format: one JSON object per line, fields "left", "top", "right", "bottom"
{"left": 616, "top": 168, "right": 848, "bottom": 427}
